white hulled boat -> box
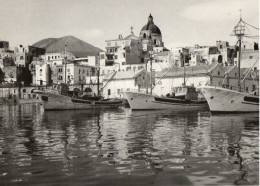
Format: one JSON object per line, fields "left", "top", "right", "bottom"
{"left": 198, "top": 86, "right": 258, "bottom": 113}
{"left": 123, "top": 86, "right": 207, "bottom": 110}
{"left": 198, "top": 15, "right": 259, "bottom": 113}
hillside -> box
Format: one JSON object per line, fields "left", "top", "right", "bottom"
{"left": 32, "top": 35, "right": 103, "bottom": 57}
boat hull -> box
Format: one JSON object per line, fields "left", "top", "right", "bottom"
{"left": 198, "top": 86, "right": 259, "bottom": 113}
{"left": 34, "top": 90, "right": 123, "bottom": 110}
{"left": 123, "top": 91, "right": 208, "bottom": 110}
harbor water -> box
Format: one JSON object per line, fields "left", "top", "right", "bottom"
{"left": 0, "top": 104, "right": 259, "bottom": 185}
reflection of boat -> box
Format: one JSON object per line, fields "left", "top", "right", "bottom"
{"left": 33, "top": 84, "right": 123, "bottom": 110}
{"left": 198, "top": 16, "right": 259, "bottom": 113}
{"left": 123, "top": 86, "right": 207, "bottom": 110}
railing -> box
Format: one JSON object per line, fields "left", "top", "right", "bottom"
{"left": 125, "top": 88, "right": 159, "bottom": 96}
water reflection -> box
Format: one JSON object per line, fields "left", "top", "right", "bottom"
{"left": 0, "top": 104, "right": 258, "bottom": 185}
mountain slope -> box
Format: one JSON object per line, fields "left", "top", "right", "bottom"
{"left": 32, "top": 35, "right": 103, "bottom": 57}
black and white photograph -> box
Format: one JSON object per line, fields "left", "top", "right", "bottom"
{"left": 0, "top": 0, "right": 259, "bottom": 185}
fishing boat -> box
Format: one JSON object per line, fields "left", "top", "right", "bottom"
{"left": 123, "top": 85, "right": 207, "bottom": 110}
{"left": 32, "top": 84, "right": 123, "bottom": 110}
{"left": 123, "top": 42, "right": 207, "bottom": 110}
{"left": 33, "top": 53, "right": 123, "bottom": 110}
{"left": 198, "top": 15, "right": 259, "bottom": 113}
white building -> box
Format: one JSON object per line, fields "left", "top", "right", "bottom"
{"left": 153, "top": 65, "right": 215, "bottom": 96}
{"left": 34, "top": 62, "right": 51, "bottom": 86}
{"left": 238, "top": 50, "right": 259, "bottom": 70}
{"left": 74, "top": 56, "right": 96, "bottom": 67}
{"left": 56, "top": 63, "right": 96, "bottom": 85}
{"left": 102, "top": 69, "right": 151, "bottom": 98}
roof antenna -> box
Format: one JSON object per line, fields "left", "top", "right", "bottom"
{"left": 239, "top": 9, "right": 242, "bottom": 20}
{"left": 130, "top": 26, "right": 134, "bottom": 35}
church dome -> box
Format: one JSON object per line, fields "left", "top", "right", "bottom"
{"left": 141, "top": 14, "right": 161, "bottom": 35}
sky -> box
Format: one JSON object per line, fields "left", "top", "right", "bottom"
{"left": 0, "top": 0, "right": 259, "bottom": 50}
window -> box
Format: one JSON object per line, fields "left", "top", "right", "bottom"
{"left": 79, "top": 69, "right": 81, "bottom": 74}
{"left": 252, "top": 85, "right": 256, "bottom": 91}
{"left": 117, "top": 89, "right": 120, "bottom": 94}
{"left": 122, "top": 53, "right": 126, "bottom": 58}
{"left": 40, "top": 69, "right": 42, "bottom": 76}
{"left": 67, "top": 68, "right": 70, "bottom": 72}
{"left": 101, "top": 54, "right": 105, "bottom": 59}
{"left": 114, "top": 55, "right": 118, "bottom": 60}
{"left": 79, "top": 76, "right": 81, "bottom": 81}
{"left": 249, "top": 56, "right": 253, "bottom": 59}
{"left": 23, "top": 89, "right": 26, "bottom": 93}
{"left": 235, "top": 73, "right": 237, "bottom": 77}
{"left": 48, "top": 56, "right": 50, "bottom": 60}
{"left": 143, "top": 33, "right": 146, "bottom": 38}
{"left": 20, "top": 56, "right": 24, "bottom": 60}
{"left": 218, "top": 71, "right": 220, "bottom": 75}
{"left": 58, "top": 68, "right": 62, "bottom": 72}
{"left": 122, "top": 62, "right": 125, "bottom": 65}
{"left": 108, "top": 89, "right": 111, "bottom": 95}
{"left": 246, "top": 87, "right": 249, "bottom": 92}
{"left": 115, "top": 48, "right": 118, "bottom": 52}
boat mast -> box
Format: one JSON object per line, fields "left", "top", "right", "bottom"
{"left": 97, "top": 55, "right": 100, "bottom": 95}
{"left": 183, "top": 51, "right": 186, "bottom": 86}
{"left": 233, "top": 10, "right": 245, "bottom": 92}
{"left": 149, "top": 41, "right": 153, "bottom": 94}
{"left": 64, "top": 44, "right": 67, "bottom": 84}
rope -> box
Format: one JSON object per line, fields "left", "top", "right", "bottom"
{"left": 242, "top": 20, "right": 260, "bottom": 30}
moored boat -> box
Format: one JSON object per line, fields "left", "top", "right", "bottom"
{"left": 123, "top": 86, "right": 208, "bottom": 110}
{"left": 198, "top": 14, "right": 259, "bottom": 113}
{"left": 33, "top": 84, "right": 123, "bottom": 110}
{"left": 198, "top": 86, "right": 258, "bottom": 113}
